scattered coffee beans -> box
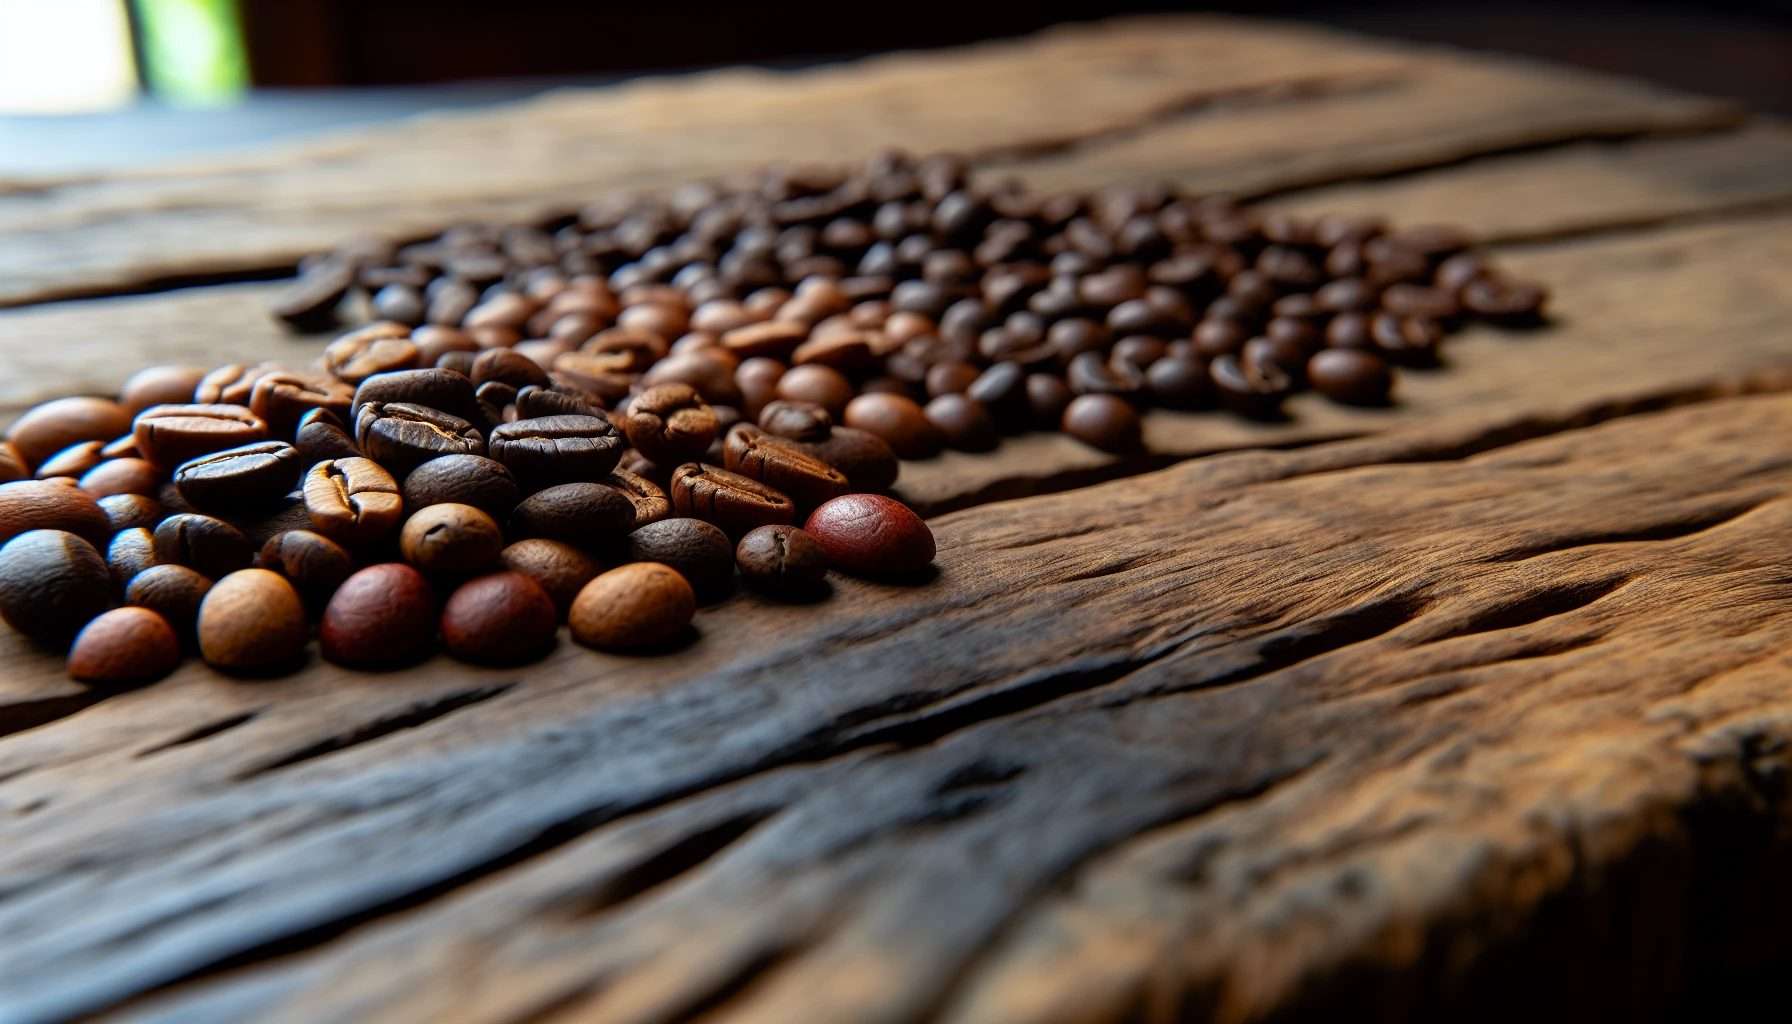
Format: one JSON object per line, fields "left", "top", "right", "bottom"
{"left": 570, "top": 562, "right": 695, "bottom": 651}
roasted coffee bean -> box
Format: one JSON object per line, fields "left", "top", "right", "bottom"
{"left": 923, "top": 361, "right": 980, "bottom": 398}
{"left": 639, "top": 351, "right": 741, "bottom": 406}
{"left": 804, "top": 494, "right": 934, "bottom": 578}
{"left": 605, "top": 468, "right": 672, "bottom": 527}
{"left": 1381, "top": 283, "right": 1460, "bottom": 321}
{"left": 319, "top": 563, "right": 436, "bottom": 667}
{"left": 195, "top": 363, "right": 276, "bottom": 405}
{"left": 67, "top": 607, "right": 181, "bottom": 684}
{"left": 401, "top": 454, "right": 519, "bottom": 519}
{"left": 1242, "top": 336, "right": 1309, "bottom": 386}
{"left": 258, "top": 529, "right": 355, "bottom": 612}
{"left": 570, "top": 562, "right": 695, "bottom": 651}
{"left": 486, "top": 414, "right": 624, "bottom": 487}
{"left": 198, "top": 569, "right": 308, "bottom": 673}
{"left": 8, "top": 396, "right": 134, "bottom": 467}
{"left": 237, "top": 489, "right": 313, "bottom": 550}
{"left": 1308, "top": 349, "right": 1394, "bottom": 405}
{"left": 0, "top": 478, "right": 111, "bottom": 547}
{"left": 735, "top": 524, "right": 828, "bottom": 595}
{"left": 99, "top": 434, "right": 141, "bottom": 460}
{"left": 758, "top": 400, "right": 833, "bottom": 442}
{"left": 107, "top": 528, "right": 162, "bottom": 589}
{"left": 400, "top": 503, "right": 505, "bottom": 574}
{"left": 1462, "top": 276, "right": 1548, "bottom": 324}
{"left": 304, "top": 457, "right": 403, "bottom": 545}
{"left": 500, "top": 538, "right": 599, "bottom": 616}
{"left": 1192, "top": 318, "right": 1248, "bottom": 358}
{"left": 249, "top": 373, "right": 355, "bottom": 437}
{"left": 625, "top": 383, "right": 720, "bottom": 464}
{"left": 843, "top": 393, "right": 943, "bottom": 459}
{"left": 152, "top": 513, "right": 252, "bottom": 579}
{"left": 1369, "top": 313, "right": 1443, "bottom": 365}
{"left": 1067, "top": 351, "right": 1145, "bottom": 397}
{"left": 1146, "top": 355, "right": 1212, "bottom": 407}
{"left": 372, "top": 282, "right": 426, "bottom": 325}
{"left": 133, "top": 404, "right": 269, "bottom": 469}
{"left": 1210, "top": 353, "right": 1291, "bottom": 418}
{"left": 925, "top": 394, "right": 999, "bottom": 451}
{"left": 34, "top": 440, "right": 107, "bottom": 480}
{"left": 722, "top": 425, "right": 851, "bottom": 508}
{"left": 797, "top": 427, "right": 900, "bottom": 492}
{"left": 271, "top": 258, "right": 353, "bottom": 330}
{"left": 510, "top": 482, "right": 636, "bottom": 543}
{"left": 1025, "top": 373, "right": 1074, "bottom": 430}
{"left": 965, "top": 361, "right": 1029, "bottom": 429}
{"left": 0, "top": 529, "right": 112, "bottom": 647}
{"left": 442, "top": 571, "right": 558, "bottom": 664}
{"left": 1112, "top": 335, "right": 1169, "bottom": 372}
{"left": 120, "top": 365, "right": 207, "bottom": 414}
{"left": 472, "top": 348, "right": 550, "bottom": 390}
{"left": 1061, "top": 394, "right": 1142, "bottom": 452}
{"left": 98, "top": 493, "right": 164, "bottom": 533}
{"left": 722, "top": 321, "right": 809, "bottom": 360}
{"left": 124, "top": 563, "right": 211, "bottom": 644}
{"left": 323, "top": 323, "right": 420, "bottom": 384}
{"left": 78, "top": 457, "right": 160, "bottom": 499}
{"left": 173, "top": 441, "right": 303, "bottom": 511}
{"left": 669, "top": 463, "right": 795, "bottom": 537}
{"left": 0, "top": 442, "right": 23, "bottom": 483}
{"left": 625, "top": 517, "right": 735, "bottom": 600}
{"left": 355, "top": 402, "right": 485, "bottom": 475}
{"left": 514, "top": 384, "right": 601, "bottom": 419}
{"left": 775, "top": 363, "right": 853, "bottom": 417}
{"left": 350, "top": 367, "right": 481, "bottom": 425}
{"left": 294, "top": 407, "right": 361, "bottom": 464}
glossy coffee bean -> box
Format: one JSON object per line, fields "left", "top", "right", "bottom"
{"left": 320, "top": 563, "right": 436, "bottom": 667}
{"left": 796, "top": 428, "right": 900, "bottom": 492}
{"left": 669, "top": 463, "right": 796, "bottom": 537}
{"left": 35, "top": 441, "right": 107, "bottom": 480}
{"left": 605, "top": 468, "right": 672, "bottom": 528}
{"left": 735, "top": 524, "right": 829, "bottom": 595}
{"left": 98, "top": 493, "right": 164, "bottom": 533}
{"left": 472, "top": 348, "right": 550, "bottom": 390}
{"left": 775, "top": 364, "right": 853, "bottom": 417}
{"left": 294, "top": 407, "right": 360, "bottom": 464}
{"left": 843, "top": 393, "right": 943, "bottom": 459}
{"left": 400, "top": 503, "right": 505, "bottom": 574}
{"left": 119, "top": 365, "right": 207, "bottom": 414}
{"left": 487, "top": 414, "right": 625, "bottom": 487}
{"left": 510, "top": 482, "right": 636, "bottom": 544}
{"left": 355, "top": 402, "right": 485, "bottom": 476}
{"left": 514, "top": 384, "right": 601, "bottom": 420}
{"left": 304, "top": 457, "right": 404, "bottom": 546}
{"left": 78, "top": 457, "right": 160, "bottom": 499}
{"left": 401, "top": 454, "right": 519, "bottom": 519}
{"left": 323, "top": 323, "right": 420, "bottom": 384}
{"left": 7, "top": 396, "right": 133, "bottom": 467}
{"left": 133, "top": 404, "right": 269, "bottom": 469}
{"left": 1308, "top": 349, "right": 1394, "bottom": 405}
{"left": 0, "top": 478, "right": 112, "bottom": 547}
{"left": 965, "top": 362, "right": 1029, "bottom": 429}
{"left": 1462, "top": 276, "right": 1548, "bottom": 324}
{"left": 248, "top": 372, "right": 355, "bottom": 437}
{"left": 67, "top": 607, "right": 181, "bottom": 684}
{"left": 758, "top": 400, "right": 833, "bottom": 443}
{"left": 1066, "top": 351, "right": 1145, "bottom": 397}
{"left": 1146, "top": 355, "right": 1212, "bottom": 408}
{"left": 1369, "top": 313, "right": 1442, "bottom": 365}
{"left": 624, "top": 383, "right": 719, "bottom": 464}
{"left": 625, "top": 517, "right": 734, "bottom": 601}
{"left": 1061, "top": 394, "right": 1142, "bottom": 452}
{"left": 500, "top": 538, "right": 600, "bottom": 616}
{"left": 153, "top": 513, "right": 253, "bottom": 579}
{"left": 259, "top": 530, "right": 356, "bottom": 611}
{"left": 0, "top": 443, "right": 23, "bottom": 483}
{"left": 1025, "top": 374, "right": 1075, "bottom": 431}
{"left": 442, "top": 571, "right": 558, "bottom": 664}
{"left": 350, "top": 367, "right": 482, "bottom": 425}
{"left": 570, "top": 562, "right": 695, "bottom": 651}
{"left": 0, "top": 530, "right": 112, "bottom": 647}
{"left": 173, "top": 441, "right": 304, "bottom": 511}
{"left": 804, "top": 494, "right": 934, "bottom": 578}
{"left": 107, "top": 528, "right": 163, "bottom": 589}
{"left": 1210, "top": 353, "right": 1292, "bottom": 418}
{"left": 124, "top": 564, "right": 211, "bottom": 644}
{"left": 722, "top": 425, "right": 851, "bottom": 508}
{"left": 925, "top": 394, "right": 999, "bottom": 452}
{"left": 198, "top": 569, "right": 308, "bottom": 673}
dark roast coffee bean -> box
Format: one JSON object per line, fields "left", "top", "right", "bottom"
{"left": 1193, "top": 318, "right": 1248, "bottom": 358}
{"left": 1145, "top": 355, "right": 1212, "bottom": 407}
{"left": 514, "top": 384, "right": 601, "bottom": 419}
{"left": 259, "top": 529, "right": 356, "bottom": 611}
{"left": 98, "top": 493, "right": 164, "bottom": 534}
{"left": 1067, "top": 351, "right": 1145, "bottom": 397}
{"left": 1242, "top": 336, "right": 1309, "bottom": 386}
{"left": 173, "top": 441, "right": 303, "bottom": 511}
{"left": 133, "top": 404, "right": 269, "bottom": 469}
{"left": 442, "top": 571, "right": 558, "bottom": 664}
{"left": 248, "top": 372, "right": 355, "bottom": 437}
{"left": 1369, "top": 313, "right": 1443, "bottom": 365}
{"left": 510, "top": 482, "right": 636, "bottom": 544}
{"left": 124, "top": 564, "right": 211, "bottom": 644}
{"left": 669, "top": 463, "right": 795, "bottom": 537}
{"left": 735, "top": 524, "right": 828, "bottom": 595}
{"left": 570, "top": 562, "right": 695, "bottom": 651}
{"left": 776, "top": 364, "right": 853, "bottom": 417}
{"left": 402, "top": 454, "right": 519, "bottom": 519}
{"left": 1462, "top": 276, "right": 1548, "bottom": 324}
{"left": 304, "top": 457, "right": 404, "bottom": 545}
{"left": 1061, "top": 394, "right": 1142, "bottom": 452}
{"left": 1025, "top": 373, "right": 1074, "bottom": 430}
{"left": 758, "top": 400, "right": 833, "bottom": 442}
{"left": 1308, "top": 349, "right": 1394, "bottom": 405}
{"left": 797, "top": 427, "right": 900, "bottom": 492}
{"left": 843, "top": 393, "right": 943, "bottom": 459}
{"left": 198, "top": 569, "right": 307, "bottom": 673}
{"left": 107, "top": 527, "right": 162, "bottom": 589}
{"left": 270, "top": 258, "right": 353, "bottom": 330}
{"left": 0, "top": 478, "right": 111, "bottom": 547}
{"left": 0, "top": 529, "right": 113, "bottom": 647}
{"left": 350, "top": 367, "right": 481, "bottom": 424}
{"left": 500, "top": 538, "right": 600, "bottom": 616}
{"left": 7, "top": 396, "right": 133, "bottom": 467}
{"left": 804, "top": 494, "right": 934, "bottom": 578}
{"left": 1326, "top": 312, "right": 1373, "bottom": 351}
{"left": 153, "top": 514, "right": 253, "bottom": 579}
{"left": 472, "top": 348, "right": 550, "bottom": 390}
{"left": 722, "top": 425, "right": 851, "bottom": 508}
{"left": 401, "top": 503, "right": 505, "bottom": 574}
{"left": 925, "top": 394, "right": 999, "bottom": 452}
{"left": 67, "top": 607, "right": 181, "bottom": 684}
{"left": 626, "top": 517, "right": 735, "bottom": 600}
{"left": 625, "top": 383, "right": 720, "bottom": 464}
{"left": 355, "top": 402, "right": 486, "bottom": 475}
{"left": 372, "top": 282, "right": 426, "bottom": 325}
{"left": 294, "top": 407, "right": 360, "bottom": 464}
{"left": 320, "top": 563, "right": 436, "bottom": 667}
{"left": 1112, "top": 335, "right": 1169, "bottom": 372}
{"left": 1210, "top": 354, "right": 1291, "bottom": 418}
{"left": 1381, "top": 283, "right": 1460, "bottom": 321}
{"left": 323, "top": 323, "right": 420, "bottom": 384}
{"left": 964, "top": 362, "right": 1028, "bottom": 429}
{"left": 488, "top": 415, "right": 625, "bottom": 487}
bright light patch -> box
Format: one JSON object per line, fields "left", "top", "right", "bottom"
{"left": 0, "top": 0, "right": 139, "bottom": 113}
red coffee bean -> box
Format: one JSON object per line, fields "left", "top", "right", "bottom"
{"left": 67, "top": 607, "right": 181, "bottom": 684}
{"left": 803, "top": 494, "right": 934, "bottom": 578}
{"left": 442, "top": 571, "right": 558, "bottom": 664}
{"left": 320, "top": 563, "right": 437, "bottom": 668}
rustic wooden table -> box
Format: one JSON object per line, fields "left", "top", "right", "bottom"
{"left": 3, "top": 16, "right": 1791, "bottom": 1023}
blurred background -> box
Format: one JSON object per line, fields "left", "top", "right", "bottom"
{"left": 3, "top": 0, "right": 1790, "bottom": 175}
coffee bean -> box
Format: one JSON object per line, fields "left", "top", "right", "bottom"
{"left": 107, "top": 528, "right": 162, "bottom": 589}
{"left": 605, "top": 468, "right": 672, "bottom": 527}
{"left": 441, "top": 571, "right": 558, "bottom": 664}
{"left": 270, "top": 258, "right": 353, "bottom": 330}
{"left": 925, "top": 394, "right": 999, "bottom": 452}
{"left": 196, "top": 363, "right": 276, "bottom": 406}
{"left": 323, "top": 323, "right": 420, "bottom": 384}
{"left": 775, "top": 364, "right": 853, "bottom": 417}
{"left": 1061, "top": 394, "right": 1142, "bottom": 452}
{"left": 8, "top": 396, "right": 134, "bottom": 467}
{"left": 119, "top": 365, "right": 207, "bottom": 414}
{"left": 1369, "top": 313, "right": 1443, "bottom": 365}
{"left": 757, "top": 400, "right": 834, "bottom": 443}
{"left": 510, "top": 482, "right": 636, "bottom": 544}
{"left": 1025, "top": 373, "right": 1074, "bottom": 430}
{"left": 1066, "top": 351, "right": 1145, "bottom": 397}
{"left": 372, "top": 283, "right": 426, "bottom": 325}
{"left": 401, "top": 503, "right": 505, "bottom": 574}
{"left": 294, "top": 407, "right": 361, "bottom": 464}
{"left": 304, "top": 457, "right": 404, "bottom": 545}
{"left": 735, "top": 524, "right": 828, "bottom": 595}
{"left": 624, "top": 383, "right": 720, "bottom": 464}
{"left": 153, "top": 513, "right": 253, "bottom": 579}
{"left": 487, "top": 414, "right": 625, "bottom": 487}
{"left": 67, "top": 607, "right": 181, "bottom": 684}
{"left": 0, "top": 443, "right": 23, "bottom": 483}
{"left": 796, "top": 427, "right": 900, "bottom": 492}
{"left": 98, "top": 493, "right": 164, "bottom": 534}
{"left": 500, "top": 538, "right": 599, "bottom": 616}
{"left": 803, "top": 494, "right": 934, "bottom": 578}
{"left": 639, "top": 350, "right": 742, "bottom": 407}
{"left": 1193, "top": 318, "right": 1248, "bottom": 358}
{"left": 173, "top": 441, "right": 303, "bottom": 511}
{"left": 133, "top": 404, "right": 269, "bottom": 469}
{"left": 319, "top": 563, "right": 437, "bottom": 667}
{"left": 0, "top": 478, "right": 111, "bottom": 547}
{"left": 248, "top": 372, "right": 355, "bottom": 437}
{"left": 1242, "top": 336, "right": 1309, "bottom": 386}
{"left": 722, "top": 425, "right": 851, "bottom": 508}
{"left": 34, "top": 440, "right": 108, "bottom": 480}
{"left": 1381, "top": 283, "right": 1460, "bottom": 321}
{"left": 569, "top": 562, "right": 695, "bottom": 651}
{"left": 514, "top": 384, "right": 601, "bottom": 420}
{"left": 78, "top": 457, "right": 161, "bottom": 499}
{"left": 259, "top": 529, "right": 355, "bottom": 611}
{"left": 0, "top": 530, "right": 113, "bottom": 646}
{"left": 472, "top": 348, "right": 550, "bottom": 390}
{"left": 722, "top": 320, "right": 809, "bottom": 360}
{"left": 1146, "top": 355, "right": 1212, "bottom": 408}
{"left": 669, "top": 463, "right": 795, "bottom": 537}
{"left": 843, "top": 392, "right": 943, "bottom": 459}
{"left": 1462, "top": 276, "right": 1548, "bottom": 324}
{"left": 1308, "top": 349, "right": 1394, "bottom": 405}
{"left": 355, "top": 401, "right": 485, "bottom": 475}
{"left": 198, "top": 568, "right": 307, "bottom": 673}
{"left": 625, "top": 517, "right": 734, "bottom": 600}
{"left": 402, "top": 454, "right": 519, "bottom": 519}
{"left": 351, "top": 368, "right": 481, "bottom": 425}
{"left": 125, "top": 563, "right": 211, "bottom": 644}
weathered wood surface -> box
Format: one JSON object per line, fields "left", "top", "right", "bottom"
{"left": 3, "top": 14, "right": 1792, "bottom": 1024}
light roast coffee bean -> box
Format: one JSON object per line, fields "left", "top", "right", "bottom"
{"left": 67, "top": 606, "right": 182, "bottom": 684}
{"left": 304, "top": 457, "right": 403, "bottom": 545}
{"left": 133, "top": 404, "right": 269, "bottom": 469}
{"left": 7, "top": 396, "right": 133, "bottom": 467}
{"left": 197, "top": 569, "right": 307, "bottom": 673}
{"left": 722, "top": 425, "right": 850, "bottom": 508}
{"left": 0, "top": 478, "right": 112, "bottom": 547}
{"left": 624, "top": 383, "right": 719, "bottom": 464}
{"left": 78, "top": 457, "right": 160, "bottom": 499}
{"left": 669, "top": 463, "right": 795, "bottom": 537}
{"left": 400, "top": 503, "right": 505, "bottom": 574}
{"left": 570, "top": 563, "right": 695, "bottom": 651}
{"left": 605, "top": 468, "right": 672, "bottom": 528}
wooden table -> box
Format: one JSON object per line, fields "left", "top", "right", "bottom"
{"left": 4, "top": 16, "right": 1791, "bottom": 1023}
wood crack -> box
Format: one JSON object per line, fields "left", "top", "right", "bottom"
{"left": 232, "top": 685, "right": 516, "bottom": 780}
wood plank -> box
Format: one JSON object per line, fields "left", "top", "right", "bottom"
{"left": 0, "top": 16, "right": 1737, "bottom": 307}
{"left": 4, "top": 388, "right": 1789, "bottom": 1023}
